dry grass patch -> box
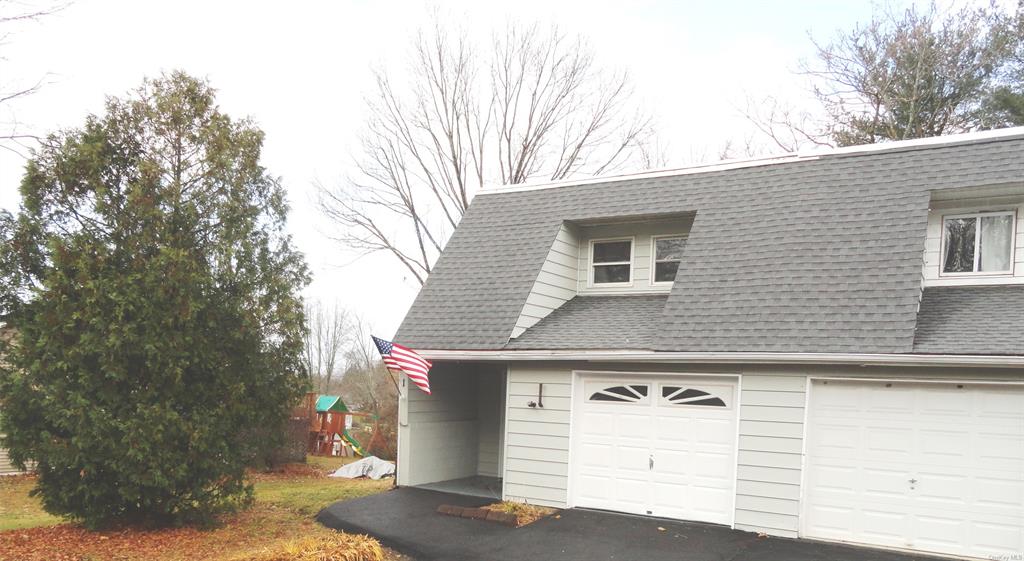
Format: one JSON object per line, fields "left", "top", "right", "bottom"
{"left": 0, "top": 458, "right": 399, "bottom": 561}
{"left": 484, "top": 502, "right": 558, "bottom": 527}
{"left": 0, "top": 475, "right": 62, "bottom": 531}
{"left": 231, "top": 533, "right": 383, "bottom": 561}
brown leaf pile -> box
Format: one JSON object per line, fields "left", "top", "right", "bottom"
{"left": 0, "top": 507, "right": 334, "bottom": 561}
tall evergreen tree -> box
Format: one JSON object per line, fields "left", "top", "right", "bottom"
{"left": 0, "top": 71, "right": 309, "bottom": 527}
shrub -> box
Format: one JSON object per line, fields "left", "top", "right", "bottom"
{"left": 0, "top": 71, "right": 309, "bottom": 527}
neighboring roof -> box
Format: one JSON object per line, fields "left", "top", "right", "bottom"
{"left": 315, "top": 395, "right": 349, "bottom": 413}
{"left": 506, "top": 295, "right": 668, "bottom": 350}
{"left": 396, "top": 129, "right": 1024, "bottom": 355}
{"left": 913, "top": 286, "right": 1024, "bottom": 355}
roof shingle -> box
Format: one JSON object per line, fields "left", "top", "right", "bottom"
{"left": 395, "top": 133, "right": 1024, "bottom": 354}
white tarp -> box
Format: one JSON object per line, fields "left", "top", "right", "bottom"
{"left": 329, "top": 456, "right": 396, "bottom": 480}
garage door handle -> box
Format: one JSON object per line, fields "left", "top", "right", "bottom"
{"left": 649, "top": 455, "right": 654, "bottom": 470}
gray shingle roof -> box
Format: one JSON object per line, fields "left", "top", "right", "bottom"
{"left": 506, "top": 295, "right": 668, "bottom": 350}
{"left": 913, "top": 286, "right": 1024, "bottom": 355}
{"left": 396, "top": 133, "right": 1024, "bottom": 354}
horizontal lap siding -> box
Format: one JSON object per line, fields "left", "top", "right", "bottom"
{"left": 478, "top": 373, "right": 505, "bottom": 478}
{"left": 504, "top": 366, "right": 572, "bottom": 507}
{"left": 0, "top": 443, "right": 18, "bottom": 475}
{"left": 735, "top": 373, "right": 806, "bottom": 538}
{"left": 511, "top": 224, "right": 579, "bottom": 339}
{"left": 402, "top": 366, "right": 481, "bottom": 486}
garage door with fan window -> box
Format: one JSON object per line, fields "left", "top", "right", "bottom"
{"left": 570, "top": 375, "right": 737, "bottom": 525}
{"left": 803, "top": 380, "right": 1024, "bottom": 559}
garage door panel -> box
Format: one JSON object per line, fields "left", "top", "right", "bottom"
{"left": 863, "top": 425, "right": 915, "bottom": 459}
{"left": 692, "top": 451, "right": 733, "bottom": 481}
{"left": 862, "top": 467, "right": 912, "bottom": 499}
{"left": 805, "top": 504, "right": 854, "bottom": 537}
{"left": 975, "top": 476, "right": 1024, "bottom": 510}
{"left": 572, "top": 375, "right": 738, "bottom": 526}
{"left": 808, "top": 423, "right": 858, "bottom": 457}
{"left": 860, "top": 509, "right": 911, "bottom": 544}
{"left": 973, "top": 521, "right": 1024, "bottom": 556}
{"left": 654, "top": 416, "right": 694, "bottom": 441}
{"left": 976, "top": 432, "right": 1024, "bottom": 468}
{"left": 580, "top": 411, "right": 613, "bottom": 434}
{"left": 614, "top": 444, "right": 649, "bottom": 471}
{"left": 615, "top": 412, "right": 652, "bottom": 438}
{"left": 803, "top": 380, "right": 1024, "bottom": 559}
{"left": 695, "top": 418, "right": 735, "bottom": 443}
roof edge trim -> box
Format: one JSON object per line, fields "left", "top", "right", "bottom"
{"left": 477, "top": 126, "right": 1024, "bottom": 196}
{"left": 417, "top": 349, "right": 1024, "bottom": 368}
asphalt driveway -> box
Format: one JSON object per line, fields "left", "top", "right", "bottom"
{"left": 317, "top": 488, "right": 948, "bottom": 561}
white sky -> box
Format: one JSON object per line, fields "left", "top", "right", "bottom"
{"left": 0, "top": 0, "right": 1004, "bottom": 339}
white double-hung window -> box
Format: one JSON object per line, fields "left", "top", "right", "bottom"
{"left": 590, "top": 238, "right": 633, "bottom": 285}
{"left": 941, "top": 210, "right": 1016, "bottom": 275}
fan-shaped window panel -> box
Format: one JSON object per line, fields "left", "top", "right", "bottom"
{"left": 661, "top": 385, "right": 727, "bottom": 407}
{"left": 588, "top": 384, "right": 649, "bottom": 403}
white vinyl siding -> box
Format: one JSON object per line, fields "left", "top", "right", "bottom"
{"left": 397, "top": 363, "right": 505, "bottom": 487}
{"left": 0, "top": 441, "right": 18, "bottom": 475}
{"left": 511, "top": 224, "right": 579, "bottom": 339}
{"left": 576, "top": 217, "right": 693, "bottom": 295}
{"left": 495, "top": 361, "right": 1024, "bottom": 546}
{"left": 477, "top": 372, "right": 506, "bottom": 478}
{"left": 733, "top": 374, "right": 807, "bottom": 538}
{"left": 503, "top": 366, "right": 572, "bottom": 507}
{"left": 923, "top": 196, "right": 1024, "bottom": 286}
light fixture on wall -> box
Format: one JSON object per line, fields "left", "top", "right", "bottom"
{"left": 527, "top": 383, "right": 545, "bottom": 408}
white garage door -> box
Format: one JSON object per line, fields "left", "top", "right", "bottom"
{"left": 570, "top": 375, "right": 737, "bottom": 525}
{"left": 803, "top": 380, "right": 1024, "bottom": 559}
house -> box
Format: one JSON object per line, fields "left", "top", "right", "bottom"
{"left": 0, "top": 326, "right": 21, "bottom": 475}
{"left": 392, "top": 128, "right": 1024, "bottom": 560}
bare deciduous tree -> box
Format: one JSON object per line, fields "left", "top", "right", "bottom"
{"left": 301, "top": 301, "right": 350, "bottom": 394}
{"left": 744, "top": 1, "right": 1021, "bottom": 151}
{"left": 0, "top": 0, "right": 68, "bottom": 155}
{"left": 337, "top": 316, "right": 399, "bottom": 459}
{"left": 318, "top": 20, "right": 658, "bottom": 284}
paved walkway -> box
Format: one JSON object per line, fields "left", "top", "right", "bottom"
{"left": 317, "top": 488, "right": 947, "bottom": 561}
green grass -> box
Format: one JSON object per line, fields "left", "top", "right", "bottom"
{"left": 0, "top": 456, "right": 392, "bottom": 531}
{"left": 0, "top": 476, "right": 62, "bottom": 531}
{"left": 305, "top": 455, "right": 361, "bottom": 473}
{"left": 254, "top": 476, "right": 392, "bottom": 516}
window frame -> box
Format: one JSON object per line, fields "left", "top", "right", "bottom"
{"left": 588, "top": 237, "right": 634, "bottom": 287}
{"left": 939, "top": 210, "right": 1017, "bottom": 277}
{"left": 584, "top": 382, "right": 651, "bottom": 405}
{"left": 650, "top": 234, "right": 687, "bottom": 287}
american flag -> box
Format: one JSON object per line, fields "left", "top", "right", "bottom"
{"left": 372, "top": 336, "right": 432, "bottom": 394}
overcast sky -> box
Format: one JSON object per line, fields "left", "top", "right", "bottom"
{"left": 0, "top": 0, "right": 1004, "bottom": 339}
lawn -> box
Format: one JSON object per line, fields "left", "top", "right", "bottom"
{"left": 0, "top": 457, "right": 402, "bottom": 561}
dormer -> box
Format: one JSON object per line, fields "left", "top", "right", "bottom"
{"left": 923, "top": 185, "right": 1024, "bottom": 287}
{"left": 508, "top": 213, "right": 693, "bottom": 339}
{"left": 576, "top": 215, "right": 694, "bottom": 295}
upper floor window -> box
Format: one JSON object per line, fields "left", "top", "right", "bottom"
{"left": 591, "top": 238, "right": 632, "bottom": 285}
{"left": 652, "top": 236, "right": 685, "bottom": 284}
{"left": 942, "top": 211, "right": 1015, "bottom": 275}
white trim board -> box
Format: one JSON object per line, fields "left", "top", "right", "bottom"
{"left": 477, "top": 127, "right": 1024, "bottom": 196}
{"left": 417, "top": 349, "right": 1024, "bottom": 368}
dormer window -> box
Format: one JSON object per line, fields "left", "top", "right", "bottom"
{"left": 941, "top": 211, "right": 1015, "bottom": 275}
{"left": 590, "top": 238, "right": 632, "bottom": 285}
{"left": 652, "top": 236, "right": 685, "bottom": 284}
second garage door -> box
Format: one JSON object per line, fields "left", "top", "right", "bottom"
{"left": 803, "top": 380, "right": 1024, "bottom": 559}
{"left": 570, "top": 375, "right": 738, "bottom": 525}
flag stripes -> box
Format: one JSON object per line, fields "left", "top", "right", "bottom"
{"left": 372, "top": 335, "right": 432, "bottom": 394}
